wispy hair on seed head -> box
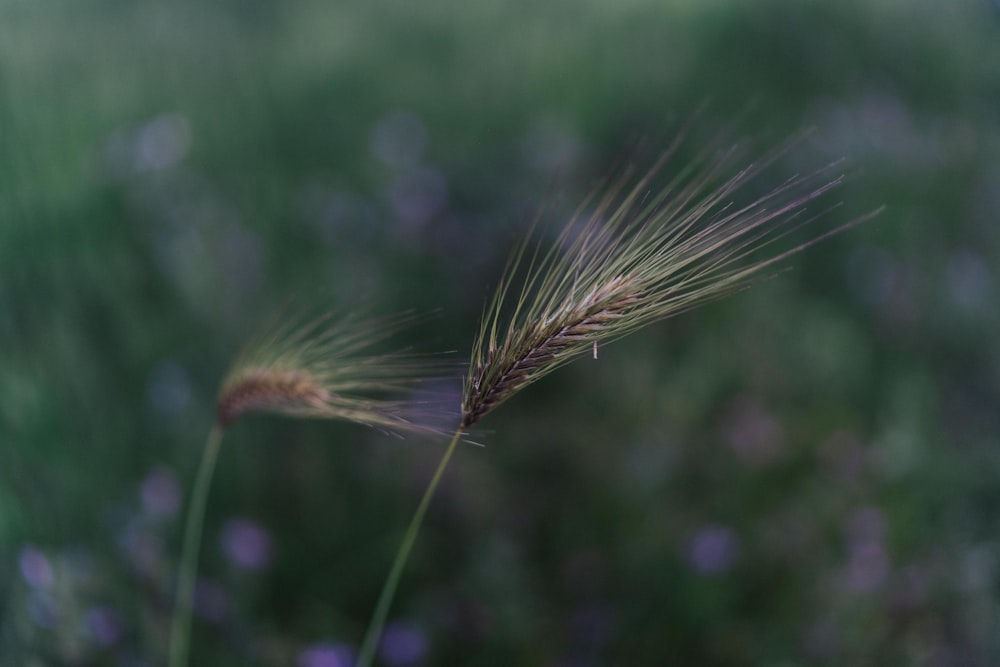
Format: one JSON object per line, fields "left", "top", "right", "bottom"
{"left": 217, "top": 311, "right": 445, "bottom": 434}
{"left": 461, "top": 132, "right": 878, "bottom": 428}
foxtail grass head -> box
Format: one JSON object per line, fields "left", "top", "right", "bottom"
{"left": 217, "top": 312, "right": 443, "bottom": 434}
{"left": 461, "top": 134, "right": 877, "bottom": 428}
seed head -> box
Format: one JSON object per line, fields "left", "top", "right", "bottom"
{"left": 461, "top": 133, "right": 877, "bottom": 428}
{"left": 217, "top": 312, "right": 444, "bottom": 434}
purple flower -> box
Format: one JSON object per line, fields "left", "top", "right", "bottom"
{"left": 843, "top": 507, "right": 889, "bottom": 593}
{"left": 722, "top": 397, "right": 784, "bottom": 468}
{"left": 844, "top": 542, "right": 889, "bottom": 593}
{"left": 140, "top": 467, "right": 181, "bottom": 519}
{"left": 18, "top": 546, "right": 54, "bottom": 589}
{"left": 220, "top": 518, "right": 273, "bottom": 572}
{"left": 297, "top": 642, "right": 355, "bottom": 667}
{"left": 687, "top": 525, "right": 740, "bottom": 576}
{"left": 86, "top": 606, "right": 125, "bottom": 647}
{"left": 378, "top": 622, "right": 428, "bottom": 666}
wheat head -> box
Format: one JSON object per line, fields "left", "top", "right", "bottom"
{"left": 217, "top": 311, "right": 444, "bottom": 434}
{"left": 461, "top": 134, "right": 877, "bottom": 428}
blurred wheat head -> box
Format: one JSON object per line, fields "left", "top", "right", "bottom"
{"left": 170, "top": 312, "right": 442, "bottom": 667}
{"left": 461, "top": 134, "right": 877, "bottom": 428}
{"left": 217, "top": 312, "right": 443, "bottom": 433}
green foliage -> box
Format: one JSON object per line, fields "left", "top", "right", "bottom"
{"left": 2, "top": 0, "right": 999, "bottom": 664}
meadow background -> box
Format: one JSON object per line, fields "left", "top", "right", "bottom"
{"left": 2, "top": 0, "right": 999, "bottom": 664}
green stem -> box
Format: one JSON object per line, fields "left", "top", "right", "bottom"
{"left": 168, "top": 423, "right": 225, "bottom": 667}
{"left": 356, "top": 428, "right": 464, "bottom": 667}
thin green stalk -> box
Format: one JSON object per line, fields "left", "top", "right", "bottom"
{"left": 168, "top": 424, "right": 225, "bottom": 667}
{"left": 356, "top": 428, "right": 464, "bottom": 667}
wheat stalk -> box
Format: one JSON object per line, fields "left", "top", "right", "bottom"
{"left": 358, "top": 132, "right": 878, "bottom": 667}
{"left": 169, "top": 312, "right": 442, "bottom": 667}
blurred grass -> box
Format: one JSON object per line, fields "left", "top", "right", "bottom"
{"left": 2, "top": 0, "right": 1000, "bottom": 664}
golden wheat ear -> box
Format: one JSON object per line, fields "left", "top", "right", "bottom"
{"left": 216, "top": 311, "right": 451, "bottom": 434}
{"left": 461, "top": 135, "right": 879, "bottom": 428}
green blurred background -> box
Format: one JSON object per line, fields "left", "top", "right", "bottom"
{"left": 2, "top": 0, "right": 999, "bottom": 664}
